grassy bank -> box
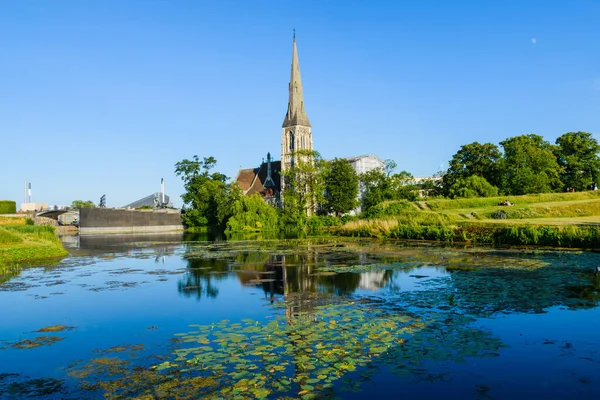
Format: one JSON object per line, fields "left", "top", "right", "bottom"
{"left": 0, "top": 218, "right": 69, "bottom": 265}
{"left": 338, "top": 192, "right": 600, "bottom": 248}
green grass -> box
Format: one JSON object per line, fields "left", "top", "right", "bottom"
{"left": 339, "top": 191, "right": 600, "bottom": 248}
{"left": 0, "top": 224, "right": 68, "bottom": 266}
{"left": 426, "top": 191, "right": 600, "bottom": 211}
{"left": 0, "top": 227, "right": 24, "bottom": 245}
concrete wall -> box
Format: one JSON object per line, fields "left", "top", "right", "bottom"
{"left": 79, "top": 208, "right": 184, "bottom": 235}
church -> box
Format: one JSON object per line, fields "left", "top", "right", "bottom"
{"left": 234, "top": 35, "right": 384, "bottom": 213}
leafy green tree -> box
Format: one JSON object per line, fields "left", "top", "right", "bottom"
{"left": 360, "top": 169, "right": 394, "bottom": 214}
{"left": 360, "top": 168, "right": 420, "bottom": 213}
{"left": 443, "top": 142, "right": 502, "bottom": 195}
{"left": 281, "top": 150, "right": 327, "bottom": 221}
{"left": 226, "top": 194, "right": 279, "bottom": 233}
{"left": 323, "top": 158, "right": 359, "bottom": 216}
{"left": 448, "top": 175, "right": 499, "bottom": 198}
{"left": 500, "top": 134, "right": 563, "bottom": 195}
{"left": 390, "top": 170, "right": 419, "bottom": 201}
{"left": 71, "top": 200, "right": 95, "bottom": 208}
{"left": 554, "top": 131, "right": 600, "bottom": 191}
{"left": 175, "top": 156, "right": 232, "bottom": 230}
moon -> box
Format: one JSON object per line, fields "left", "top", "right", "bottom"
{"left": 531, "top": 38, "right": 537, "bottom": 44}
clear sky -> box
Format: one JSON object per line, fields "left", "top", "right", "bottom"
{"left": 1, "top": 0, "right": 599, "bottom": 208}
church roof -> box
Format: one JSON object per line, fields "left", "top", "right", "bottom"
{"left": 235, "top": 160, "right": 282, "bottom": 196}
{"left": 282, "top": 36, "right": 311, "bottom": 128}
{"left": 235, "top": 169, "right": 256, "bottom": 192}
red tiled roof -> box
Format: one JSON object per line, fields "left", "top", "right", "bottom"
{"left": 235, "top": 161, "right": 282, "bottom": 196}
{"left": 235, "top": 168, "right": 257, "bottom": 192}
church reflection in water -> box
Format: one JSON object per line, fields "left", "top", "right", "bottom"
{"left": 178, "top": 251, "right": 395, "bottom": 317}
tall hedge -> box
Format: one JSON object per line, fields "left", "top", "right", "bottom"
{"left": 0, "top": 201, "right": 17, "bottom": 214}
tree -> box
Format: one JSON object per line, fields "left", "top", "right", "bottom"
{"left": 390, "top": 170, "right": 419, "bottom": 201}
{"left": 281, "top": 149, "right": 327, "bottom": 219}
{"left": 323, "top": 158, "right": 359, "bottom": 216}
{"left": 443, "top": 142, "right": 502, "bottom": 195}
{"left": 71, "top": 200, "right": 95, "bottom": 209}
{"left": 226, "top": 194, "right": 280, "bottom": 233}
{"left": 500, "top": 134, "right": 563, "bottom": 195}
{"left": 360, "top": 169, "right": 394, "bottom": 213}
{"left": 554, "top": 131, "right": 600, "bottom": 191}
{"left": 448, "top": 175, "right": 499, "bottom": 198}
{"left": 384, "top": 159, "right": 397, "bottom": 177}
{"left": 175, "top": 156, "right": 233, "bottom": 230}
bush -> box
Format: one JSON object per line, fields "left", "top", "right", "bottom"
{"left": 0, "top": 200, "right": 16, "bottom": 214}
{"left": 491, "top": 210, "right": 507, "bottom": 219}
{"left": 448, "top": 176, "right": 499, "bottom": 199}
{"left": 364, "top": 200, "right": 415, "bottom": 219}
{"left": 226, "top": 194, "right": 279, "bottom": 233}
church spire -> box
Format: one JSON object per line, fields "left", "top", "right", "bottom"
{"left": 283, "top": 33, "right": 311, "bottom": 128}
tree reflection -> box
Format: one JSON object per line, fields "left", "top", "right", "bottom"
{"left": 177, "top": 258, "right": 230, "bottom": 300}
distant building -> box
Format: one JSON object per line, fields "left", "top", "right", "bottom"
{"left": 346, "top": 154, "right": 385, "bottom": 176}
{"left": 48, "top": 205, "right": 68, "bottom": 211}
{"left": 20, "top": 202, "right": 48, "bottom": 212}
{"left": 123, "top": 193, "right": 172, "bottom": 209}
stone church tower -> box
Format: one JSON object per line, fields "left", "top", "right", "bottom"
{"left": 281, "top": 35, "right": 312, "bottom": 175}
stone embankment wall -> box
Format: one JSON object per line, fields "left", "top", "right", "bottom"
{"left": 34, "top": 217, "right": 58, "bottom": 226}
{"left": 79, "top": 208, "right": 183, "bottom": 235}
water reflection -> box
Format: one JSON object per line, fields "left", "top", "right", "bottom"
{"left": 178, "top": 250, "right": 397, "bottom": 306}
{"left": 177, "top": 240, "right": 600, "bottom": 318}
{"left": 2, "top": 236, "right": 600, "bottom": 399}
{"left": 59, "top": 233, "right": 183, "bottom": 263}
{"left": 178, "top": 258, "right": 229, "bottom": 300}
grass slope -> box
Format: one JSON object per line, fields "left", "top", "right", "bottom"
{"left": 0, "top": 221, "right": 69, "bottom": 265}
{"left": 338, "top": 192, "right": 600, "bottom": 248}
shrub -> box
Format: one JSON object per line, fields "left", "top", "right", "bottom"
{"left": 364, "top": 200, "right": 415, "bottom": 218}
{"left": 448, "top": 176, "right": 499, "bottom": 199}
{"left": 226, "top": 194, "right": 279, "bottom": 233}
{"left": 491, "top": 210, "right": 507, "bottom": 219}
{"left": 0, "top": 201, "right": 16, "bottom": 214}
{"left": 306, "top": 216, "right": 342, "bottom": 230}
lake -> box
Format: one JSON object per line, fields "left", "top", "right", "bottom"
{"left": 1, "top": 233, "right": 600, "bottom": 399}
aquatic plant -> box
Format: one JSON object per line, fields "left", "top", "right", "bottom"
{"left": 68, "top": 298, "right": 506, "bottom": 399}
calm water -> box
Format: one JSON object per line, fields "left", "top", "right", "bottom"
{"left": 1, "top": 234, "right": 600, "bottom": 399}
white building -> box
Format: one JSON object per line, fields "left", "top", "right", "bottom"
{"left": 345, "top": 154, "right": 385, "bottom": 215}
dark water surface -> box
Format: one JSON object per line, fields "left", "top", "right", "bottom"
{"left": 1, "top": 234, "right": 600, "bottom": 399}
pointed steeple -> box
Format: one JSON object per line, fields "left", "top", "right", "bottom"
{"left": 283, "top": 34, "right": 311, "bottom": 128}
{"left": 264, "top": 152, "right": 276, "bottom": 188}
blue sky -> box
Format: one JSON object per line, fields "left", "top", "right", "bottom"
{"left": 1, "top": 0, "right": 599, "bottom": 208}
